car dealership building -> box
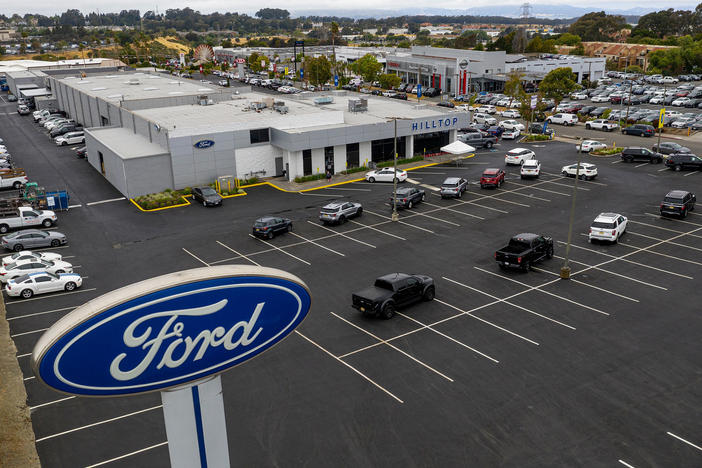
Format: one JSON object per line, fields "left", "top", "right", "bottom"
{"left": 48, "top": 72, "right": 468, "bottom": 199}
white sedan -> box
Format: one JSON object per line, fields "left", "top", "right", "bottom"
{"left": 5, "top": 271, "right": 82, "bottom": 298}
{"left": 365, "top": 168, "right": 408, "bottom": 183}
{"left": 571, "top": 92, "right": 589, "bottom": 100}
{"left": 501, "top": 129, "right": 521, "bottom": 140}
{"left": 520, "top": 159, "right": 541, "bottom": 178}
{"left": 499, "top": 120, "right": 525, "bottom": 131}
{"left": 577, "top": 140, "right": 608, "bottom": 153}
{"left": 0, "top": 258, "right": 74, "bottom": 283}
{"left": 2, "top": 250, "right": 62, "bottom": 267}
{"left": 561, "top": 162, "right": 598, "bottom": 180}
{"left": 500, "top": 109, "right": 521, "bottom": 118}
{"left": 591, "top": 95, "right": 610, "bottom": 103}
{"left": 505, "top": 148, "right": 536, "bottom": 165}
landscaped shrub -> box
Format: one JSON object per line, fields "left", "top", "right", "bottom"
{"left": 294, "top": 174, "right": 327, "bottom": 183}
{"left": 376, "top": 155, "right": 424, "bottom": 168}
{"left": 591, "top": 147, "right": 623, "bottom": 155}
{"left": 524, "top": 134, "right": 551, "bottom": 141}
{"left": 341, "top": 166, "right": 369, "bottom": 175}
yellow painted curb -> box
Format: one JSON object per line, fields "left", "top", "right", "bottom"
{"left": 130, "top": 196, "right": 191, "bottom": 212}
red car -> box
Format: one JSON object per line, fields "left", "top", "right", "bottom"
{"left": 480, "top": 168, "right": 505, "bottom": 188}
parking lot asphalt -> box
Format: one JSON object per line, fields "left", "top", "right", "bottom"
{"left": 1, "top": 96, "right": 701, "bottom": 467}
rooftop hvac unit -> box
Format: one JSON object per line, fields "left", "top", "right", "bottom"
{"left": 348, "top": 97, "right": 368, "bottom": 113}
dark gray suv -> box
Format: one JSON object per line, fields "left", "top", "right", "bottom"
{"left": 620, "top": 147, "right": 664, "bottom": 163}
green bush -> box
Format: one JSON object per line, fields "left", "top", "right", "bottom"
{"left": 524, "top": 134, "right": 551, "bottom": 141}
{"left": 602, "top": 109, "right": 612, "bottom": 119}
{"left": 238, "top": 177, "right": 259, "bottom": 186}
{"left": 591, "top": 147, "right": 623, "bottom": 155}
{"left": 376, "top": 155, "right": 424, "bottom": 168}
{"left": 133, "top": 187, "right": 190, "bottom": 210}
{"left": 294, "top": 174, "right": 327, "bottom": 183}
{"left": 341, "top": 166, "right": 369, "bottom": 175}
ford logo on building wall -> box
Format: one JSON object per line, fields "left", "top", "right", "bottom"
{"left": 194, "top": 139, "right": 215, "bottom": 149}
{"left": 32, "top": 266, "right": 311, "bottom": 396}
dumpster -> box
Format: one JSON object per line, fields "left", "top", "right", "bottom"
{"left": 43, "top": 190, "right": 70, "bottom": 211}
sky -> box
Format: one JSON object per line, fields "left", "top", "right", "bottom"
{"left": 4, "top": 0, "right": 696, "bottom": 17}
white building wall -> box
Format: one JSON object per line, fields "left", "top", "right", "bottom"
{"left": 359, "top": 141, "right": 372, "bottom": 168}
{"left": 333, "top": 145, "right": 346, "bottom": 172}
{"left": 311, "top": 148, "right": 325, "bottom": 176}
{"left": 286, "top": 150, "right": 301, "bottom": 179}
{"left": 235, "top": 144, "right": 281, "bottom": 180}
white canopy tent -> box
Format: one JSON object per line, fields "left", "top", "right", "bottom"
{"left": 440, "top": 140, "right": 476, "bottom": 155}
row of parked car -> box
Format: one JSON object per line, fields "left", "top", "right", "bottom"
{"left": 30, "top": 108, "right": 86, "bottom": 145}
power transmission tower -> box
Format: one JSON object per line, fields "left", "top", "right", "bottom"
{"left": 520, "top": 3, "right": 532, "bottom": 20}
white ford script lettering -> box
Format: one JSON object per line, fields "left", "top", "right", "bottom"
{"left": 109, "top": 299, "right": 265, "bottom": 381}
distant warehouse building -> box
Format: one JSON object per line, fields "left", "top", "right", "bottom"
{"left": 48, "top": 72, "right": 468, "bottom": 199}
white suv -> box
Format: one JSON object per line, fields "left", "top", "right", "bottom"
{"left": 473, "top": 113, "right": 497, "bottom": 125}
{"left": 589, "top": 213, "right": 628, "bottom": 243}
{"left": 547, "top": 113, "right": 578, "bottom": 126}
{"left": 54, "top": 131, "right": 85, "bottom": 146}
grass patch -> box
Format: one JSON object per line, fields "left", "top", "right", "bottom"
{"left": 133, "top": 188, "right": 189, "bottom": 210}
{"left": 524, "top": 134, "right": 552, "bottom": 141}
{"left": 591, "top": 147, "right": 624, "bottom": 155}
{"left": 238, "top": 177, "right": 259, "bottom": 186}
{"left": 376, "top": 155, "right": 425, "bottom": 168}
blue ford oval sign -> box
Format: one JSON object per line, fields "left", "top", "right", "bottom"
{"left": 32, "top": 266, "right": 311, "bottom": 396}
{"left": 194, "top": 139, "right": 215, "bottom": 149}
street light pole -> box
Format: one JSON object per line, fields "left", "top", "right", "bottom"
{"left": 560, "top": 152, "right": 582, "bottom": 279}
{"left": 657, "top": 81, "right": 667, "bottom": 150}
{"left": 392, "top": 117, "right": 399, "bottom": 222}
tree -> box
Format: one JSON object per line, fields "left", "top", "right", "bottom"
{"left": 474, "top": 42, "right": 485, "bottom": 51}
{"left": 378, "top": 73, "right": 401, "bottom": 90}
{"left": 248, "top": 52, "right": 266, "bottom": 73}
{"left": 414, "top": 30, "right": 431, "bottom": 46}
{"left": 221, "top": 38, "right": 232, "bottom": 48}
{"left": 504, "top": 71, "right": 525, "bottom": 108}
{"left": 539, "top": 67, "right": 579, "bottom": 108}
{"left": 350, "top": 53, "right": 383, "bottom": 82}
{"left": 254, "top": 9, "right": 290, "bottom": 20}
{"left": 569, "top": 44, "right": 585, "bottom": 55}
{"left": 512, "top": 28, "right": 527, "bottom": 53}
{"left": 556, "top": 33, "right": 581, "bottom": 46}
{"left": 568, "top": 12, "right": 627, "bottom": 41}
{"left": 304, "top": 55, "right": 331, "bottom": 86}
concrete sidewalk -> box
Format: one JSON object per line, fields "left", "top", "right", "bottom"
{"left": 264, "top": 154, "right": 462, "bottom": 192}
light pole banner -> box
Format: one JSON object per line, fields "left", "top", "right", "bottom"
{"left": 659, "top": 108, "right": 665, "bottom": 128}
{"left": 530, "top": 95, "right": 538, "bottom": 109}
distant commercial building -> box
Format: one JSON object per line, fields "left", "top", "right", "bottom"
{"left": 580, "top": 42, "right": 676, "bottom": 72}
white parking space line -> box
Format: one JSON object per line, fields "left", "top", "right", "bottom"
{"left": 84, "top": 441, "right": 169, "bottom": 468}
{"left": 551, "top": 255, "right": 666, "bottom": 290}
{"left": 541, "top": 179, "right": 590, "bottom": 191}
{"left": 295, "top": 331, "right": 403, "bottom": 403}
{"left": 420, "top": 184, "right": 441, "bottom": 191}
{"left": 395, "top": 311, "right": 500, "bottom": 363}
{"left": 298, "top": 192, "right": 341, "bottom": 197}
{"left": 422, "top": 201, "right": 485, "bottom": 220}
{"left": 542, "top": 172, "right": 608, "bottom": 186}
{"left": 506, "top": 181, "right": 569, "bottom": 197}
{"left": 626, "top": 231, "right": 702, "bottom": 253}
{"left": 289, "top": 232, "right": 345, "bottom": 257}
{"left": 468, "top": 267, "right": 582, "bottom": 330}
{"left": 482, "top": 191, "right": 539, "bottom": 205}
{"left": 85, "top": 197, "right": 126, "bottom": 206}
{"left": 330, "top": 312, "right": 454, "bottom": 382}
{"left": 16, "top": 352, "right": 31, "bottom": 359}
{"left": 658, "top": 167, "right": 669, "bottom": 172}
{"left": 683, "top": 170, "right": 699, "bottom": 177}
{"left": 629, "top": 219, "right": 702, "bottom": 240}
{"left": 434, "top": 297, "right": 540, "bottom": 345}
{"left": 635, "top": 162, "right": 649, "bottom": 168}
{"left": 8, "top": 305, "right": 76, "bottom": 321}
{"left": 364, "top": 209, "right": 435, "bottom": 234}
{"left": 408, "top": 171, "right": 446, "bottom": 175}
{"left": 405, "top": 209, "right": 461, "bottom": 226}
{"left": 559, "top": 242, "right": 693, "bottom": 279}
{"left": 618, "top": 460, "right": 637, "bottom": 468}
{"left": 307, "top": 220, "right": 376, "bottom": 248}
{"left": 215, "top": 241, "right": 261, "bottom": 266}
{"left": 531, "top": 266, "right": 638, "bottom": 303}
{"left": 666, "top": 431, "right": 702, "bottom": 452}
{"left": 30, "top": 396, "right": 76, "bottom": 411}
{"left": 348, "top": 219, "right": 406, "bottom": 240}
{"left": 68, "top": 204, "right": 82, "bottom": 209}
{"left": 35, "top": 405, "right": 164, "bottom": 443}
{"left": 181, "top": 247, "right": 209, "bottom": 266}
{"left": 406, "top": 178, "right": 421, "bottom": 184}
{"left": 450, "top": 197, "right": 509, "bottom": 213}
{"left": 611, "top": 160, "right": 623, "bottom": 164}
{"left": 5, "top": 287, "right": 97, "bottom": 304}
{"left": 618, "top": 241, "right": 702, "bottom": 267}
{"left": 645, "top": 212, "right": 702, "bottom": 228}
{"left": 31, "top": 245, "right": 71, "bottom": 252}
{"left": 249, "top": 234, "right": 312, "bottom": 265}
{"left": 321, "top": 187, "right": 371, "bottom": 191}
{"left": 11, "top": 327, "right": 48, "bottom": 338}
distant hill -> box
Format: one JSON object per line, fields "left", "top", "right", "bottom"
{"left": 291, "top": 4, "right": 697, "bottom": 20}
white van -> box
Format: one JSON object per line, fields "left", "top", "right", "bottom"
{"left": 54, "top": 131, "right": 85, "bottom": 146}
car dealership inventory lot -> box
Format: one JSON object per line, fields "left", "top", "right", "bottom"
{"left": 2, "top": 100, "right": 701, "bottom": 467}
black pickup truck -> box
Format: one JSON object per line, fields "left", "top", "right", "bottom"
{"left": 351, "top": 273, "right": 435, "bottom": 319}
{"left": 495, "top": 233, "right": 554, "bottom": 271}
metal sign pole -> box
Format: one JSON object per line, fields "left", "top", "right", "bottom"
{"left": 161, "top": 375, "right": 230, "bottom": 468}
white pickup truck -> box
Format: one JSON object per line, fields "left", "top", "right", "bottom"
{"left": 0, "top": 171, "right": 28, "bottom": 190}
{"left": 0, "top": 207, "right": 57, "bottom": 234}
{"left": 585, "top": 119, "right": 619, "bottom": 132}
